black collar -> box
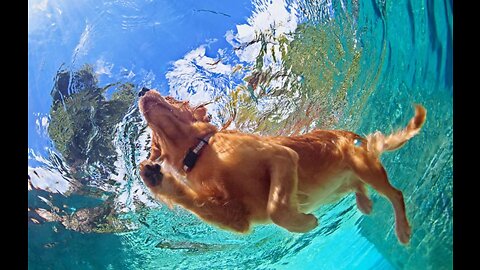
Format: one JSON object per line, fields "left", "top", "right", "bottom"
{"left": 182, "top": 134, "right": 213, "bottom": 172}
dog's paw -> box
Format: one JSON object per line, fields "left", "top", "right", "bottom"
{"left": 292, "top": 213, "right": 319, "bottom": 233}
{"left": 304, "top": 213, "right": 319, "bottom": 231}
{"left": 396, "top": 222, "right": 412, "bottom": 245}
{"left": 139, "top": 160, "right": 163, "bottom": 188}
{"left": 356, "top": 194, "right": 373, "bottom": 215}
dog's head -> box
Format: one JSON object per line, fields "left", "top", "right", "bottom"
{"left": 138, "top": 89, "right": 211, "bottom": 139}
{"left": 164, "top": 96, "right": 211, "bottom": 123}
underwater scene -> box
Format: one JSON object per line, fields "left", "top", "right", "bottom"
{"left": 28, "top": 0, "right": 452, "bottom": 269}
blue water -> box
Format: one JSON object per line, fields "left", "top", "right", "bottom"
{"left": 28, "top": 0, "right": 452, "bottom": 269}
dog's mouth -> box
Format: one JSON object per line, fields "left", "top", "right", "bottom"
{"left": 139, "top": 90, "right": 201, "bottom": 127}
{"left": 139, "top": 90, "right": 174, "bottom": 118}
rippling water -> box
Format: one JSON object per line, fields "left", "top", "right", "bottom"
{"left": 28, "top": 0, "right": 452, "bottom": 269}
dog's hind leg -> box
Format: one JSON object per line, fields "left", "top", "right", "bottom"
{"left": 347, "top": 152, "right": 411, "bottom": 244}
{"left": 355, "top": 183, "right": 373, "bottom": 215}
{"left": 266, "top": 146, "right": 318, "bottom": 233}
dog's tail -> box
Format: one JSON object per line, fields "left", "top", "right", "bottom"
{"left": 366, "top": 104, "right": 426, "bottom": 156}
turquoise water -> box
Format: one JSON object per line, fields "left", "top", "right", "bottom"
{"left": 28, "top": 0, "right": 452, "bottom": 269}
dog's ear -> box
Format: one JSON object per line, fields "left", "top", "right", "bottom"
{"left": 194, "top": 106, "right": 211, "bottom": 122}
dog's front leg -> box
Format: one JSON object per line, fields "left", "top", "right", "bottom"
{"left": 139, "top": 160, "right": 250, "bottom": 233}
{"left": 267, "top": 146, "right": 318, "bottom": 233}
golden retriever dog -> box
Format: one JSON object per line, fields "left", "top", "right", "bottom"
{"left": 137, "top": 87, "right": 426, "bottom": 244}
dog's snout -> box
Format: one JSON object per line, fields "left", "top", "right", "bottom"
{"left": 139, "top": 87, "right": 150, "bottom": 97}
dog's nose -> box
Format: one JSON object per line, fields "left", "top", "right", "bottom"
{"left": 138, "top": 87, "right": 150, "bottom": 97}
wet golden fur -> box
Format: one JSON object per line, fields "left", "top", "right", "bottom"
{"left": 138, "top": 89, "right": 426, "bottom": 244}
